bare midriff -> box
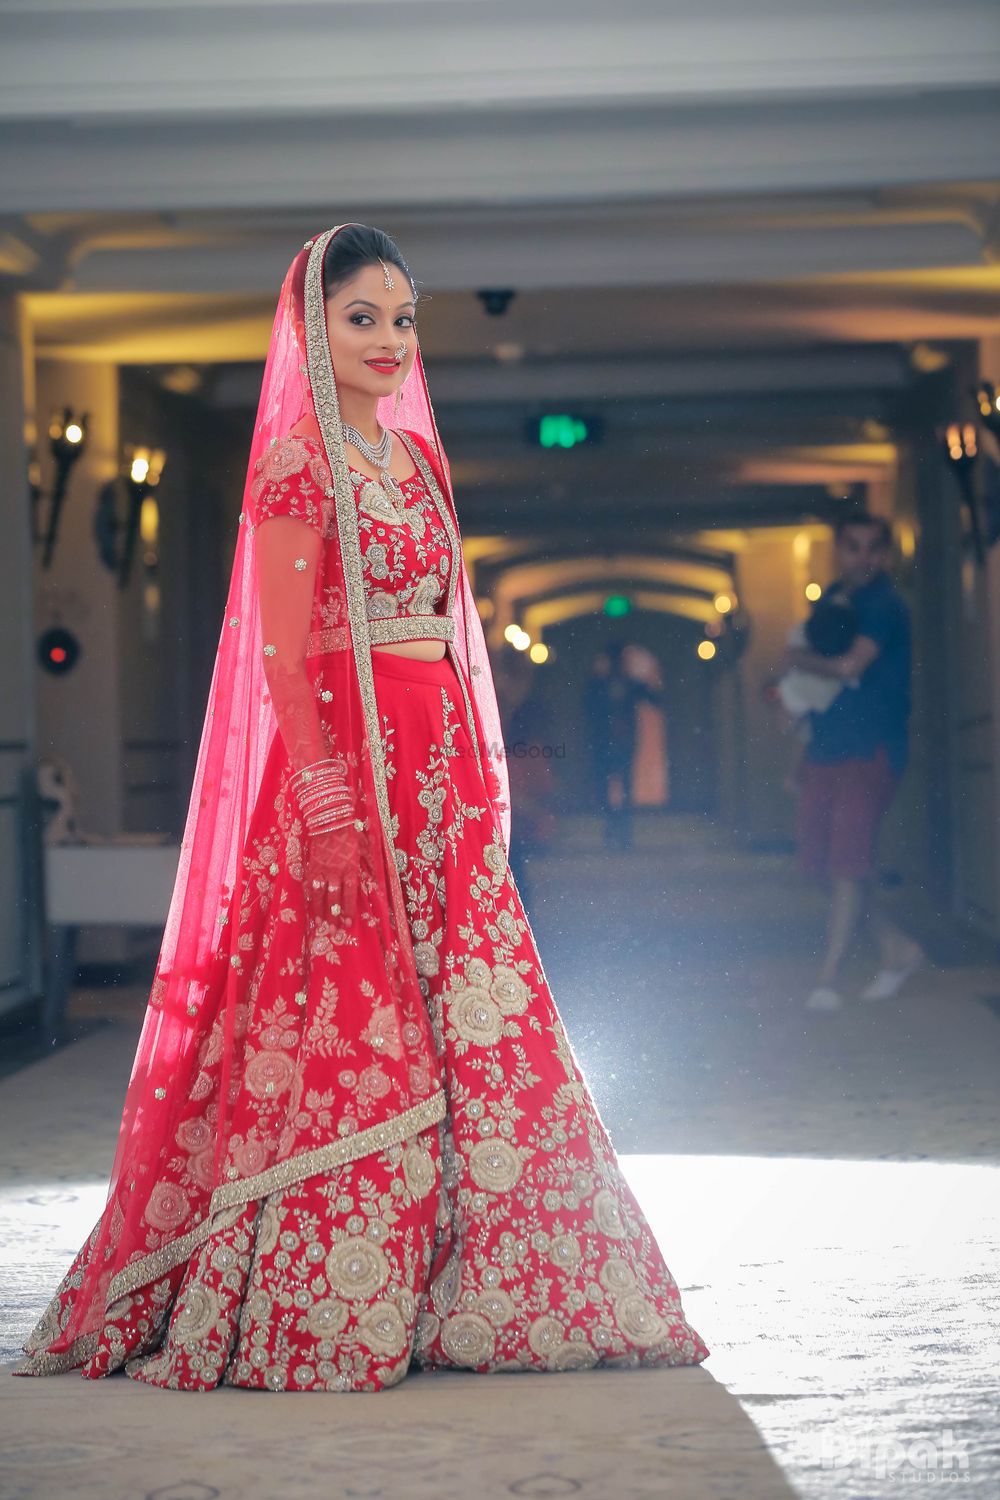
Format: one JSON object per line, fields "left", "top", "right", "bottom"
{"left": 372, "top": 639, "right": 447, "bottom": 662}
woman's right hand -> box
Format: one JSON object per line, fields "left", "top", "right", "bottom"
{"left": 305, "top": 818, "right": 363, "bottom": 927}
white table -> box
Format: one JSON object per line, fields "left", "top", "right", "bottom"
{"left": 44, "top": 838, "right": 179, "bottom": 1035}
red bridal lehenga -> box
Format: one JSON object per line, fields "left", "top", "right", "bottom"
{"left": 14, "top": 227, "right": 709, "bottom": 1392}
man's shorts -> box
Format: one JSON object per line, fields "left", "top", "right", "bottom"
{"left": 795, "top": 744, "right": 900, "bottom": 881}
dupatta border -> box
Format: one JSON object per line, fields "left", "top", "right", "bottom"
{"left": 12, "top": 1089, "right": 447, "bottom": 1376}
{"left": 106, "top": 1088, "right": 447, "bottom": 1303}
{"left": 394, "top": 428, "right": 485, "bottom": 783}
{"left": 394, "top": 428, "right": 461, "bottom": 620}
{"left": 304, "top": 230, "right": 391, "bottom": 852}
{"left": 303, "top": 230, "right": 420, "bottom": 968}
{"left": 12, "top": 1331, "right": 100, "bottom": 1377}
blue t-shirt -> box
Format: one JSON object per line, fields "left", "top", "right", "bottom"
{"left": 805, "top": 571, "right": 911, "bottom": 774}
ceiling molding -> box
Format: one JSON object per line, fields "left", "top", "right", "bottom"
{"left": 1, "top": 91, "right": 998, "bottom": 216}
{"left": 2, "top": 1, "right": 997, "bottom": 122}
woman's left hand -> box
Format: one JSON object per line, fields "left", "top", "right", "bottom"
{"left": 305, "top": 819, "right": 364, "bottom": 926}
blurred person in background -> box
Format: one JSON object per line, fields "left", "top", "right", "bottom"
{"left": 500, "top": 650, "right": 559, "bottom": 915}
{"left": 623, "top": 643, "right": 669, "bottom": 808}
{"left": 777, "top": 512, "right": 924, "bottom": 1012}
{"left": 584, "top": 640, "right": 663, "bottom": 849}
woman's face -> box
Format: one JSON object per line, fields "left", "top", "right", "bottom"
{"left": 324, "top": 261, "right": 417, "bottom": 406}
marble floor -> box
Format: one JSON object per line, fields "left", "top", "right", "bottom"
{"left": 2, "top": 814, "right": 998, "bottom": 1499}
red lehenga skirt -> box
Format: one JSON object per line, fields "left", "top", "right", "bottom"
{"left": 17, "top": 647, "right": 709, "bottom": 1392}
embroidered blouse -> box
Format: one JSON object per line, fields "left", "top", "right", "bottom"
{"left": 251, "top": 430, "right": 456, "bottom": 650}
{"left": 250, "top": 429, "right": 458, "bottom": 776}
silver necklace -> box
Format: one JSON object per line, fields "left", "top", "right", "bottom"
{"left": 344, "top": 422, "right": 391, "bottom": 467}
{"left": 343, "top": 422, "right": 403, "bottom": 511}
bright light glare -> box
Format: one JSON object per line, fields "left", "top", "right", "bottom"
{"left": 620, "top": 1153, "right": 1000, "bottom": 1393}
{"left": 805, "top": 581, "right": 822, "bottom": 601}
{"left": 697, "top": 639, "right": 716, "bottom": 660}
{"left": 64, "top": 423, "right": 84, "bottom": 445}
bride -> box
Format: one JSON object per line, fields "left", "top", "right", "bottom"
{"left": 14, "top": 223, "right": 710, "bottom": 1391}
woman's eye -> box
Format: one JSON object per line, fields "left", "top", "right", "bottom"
{"left": 349, "top": 313, "right": 416, "bottom": 328}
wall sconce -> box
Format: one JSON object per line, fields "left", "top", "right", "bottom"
{"left": 943, "top": 402, "right": 1000, "bottom": 567}
{"left": 40, "top": 408, "right": 88, "bottom": 569}
{"left": 95, "top": 444, "right": 167, "bottom": 589}
{"left": 976, "top": 382, "right": 1000, "bottom": 443}
{"left": 943, "top": 422, "right": 985, "bottom": 565}
{"left": 121, "top": 446, "right": 166, "bottom": 591}
{"left": 698, "top": 601, "right": 750, "bottom": 667}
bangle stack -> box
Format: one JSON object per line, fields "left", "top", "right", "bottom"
{"left": 289, "top": 758, "right": 362, "bottom": 834}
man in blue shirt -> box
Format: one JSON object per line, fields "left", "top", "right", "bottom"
{"left": 779, "top": 512, "right": 925, "bottom": 1010}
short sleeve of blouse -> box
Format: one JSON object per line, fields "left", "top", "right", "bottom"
{"left": 251, "top": 434, "right": 331, "bottom": 533}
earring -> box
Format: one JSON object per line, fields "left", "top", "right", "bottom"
{"left": 394, "top": 344, "right": 407, "bottom": 416}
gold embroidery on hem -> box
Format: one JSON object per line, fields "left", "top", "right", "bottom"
{"left": 14, "top": 1091, "right": 446, "bottom": 1376}
{"left": 12, "top": 1330, "right": 100, "bottom": 1376}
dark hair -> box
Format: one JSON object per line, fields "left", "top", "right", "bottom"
{"left": 833, "top": 510, "right": 892, "bottom": 549}
{"left": 322, "top": 224, "right": 418, "bottom": 304}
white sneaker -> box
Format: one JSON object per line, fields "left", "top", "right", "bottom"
{"left": 860, "top": 954, "right": 924, "bottom": 1001}
{"left": 805, "top": 985, "right": 843, "bottom": 1011}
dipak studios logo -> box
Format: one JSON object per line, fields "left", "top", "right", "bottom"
{"left": 813, "top": 1428, "right": 971, "bottom": 1483}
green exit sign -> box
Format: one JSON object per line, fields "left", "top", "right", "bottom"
{"left": 530, "top": 414, "right": 602, "bottom": 450}
{"left": 604, "top": 595, "right": 631, "bottom": 617}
